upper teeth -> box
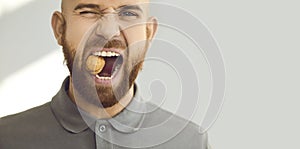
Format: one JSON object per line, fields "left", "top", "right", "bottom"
{"left": 93, "top": 51, "right": 120, "bottom": 57}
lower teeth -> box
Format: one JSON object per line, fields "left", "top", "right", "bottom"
{"left": 96, "top": 75, "right": 111, "bottom": 80}
{"left": 96, "top": 64, "right": 121, "bottom": 80}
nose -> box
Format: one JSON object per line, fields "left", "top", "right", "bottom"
{"left": 96, "top": 15, "right": 121, "bottom": 40}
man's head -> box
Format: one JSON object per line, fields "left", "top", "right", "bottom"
{"left": 51, "top": 0, "right": 157, "bottom": 108}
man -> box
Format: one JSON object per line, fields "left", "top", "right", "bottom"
{"left": 0, "top": 0, "right": 209, "bottom": 148}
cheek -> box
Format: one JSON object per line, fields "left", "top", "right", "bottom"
{"left": 123, "top": 25, "right": 147, "bottom": 45}
{"left": 65, "top": 19, "right": 95, "bottom": 50}
{"left": 123, "top": 25, "right": 148, "bottom": 63}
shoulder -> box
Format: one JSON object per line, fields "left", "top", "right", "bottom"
{"left": 143, "top": 102, "right": 209, "bottom": 148}
{"left": 0, "top": 102, "right": 60, "bottom": 144}
{"left": 0, "top": 102, "right": 52, "bottom": 127}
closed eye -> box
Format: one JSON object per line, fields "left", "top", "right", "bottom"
{"left": 80, "top": 11, "right": 99, "bottom": 15}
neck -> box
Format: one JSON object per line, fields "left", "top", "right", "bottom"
{"left": 68, "top": 77, "right": 134, "bottom": 119}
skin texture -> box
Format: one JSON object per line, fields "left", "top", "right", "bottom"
{"left": 51, "top": 0, "right": 157, "bottom": 118}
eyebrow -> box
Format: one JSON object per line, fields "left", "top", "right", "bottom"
{"left": 74, "top": 4, "right": 100, "bottom": 10}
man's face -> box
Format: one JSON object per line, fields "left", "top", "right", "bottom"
{"left": 52, "top": 0, "right": 157, "bottom": 107}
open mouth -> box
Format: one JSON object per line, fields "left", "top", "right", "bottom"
{"left": 86, "top": 50, "right": 123, "bottom": 80}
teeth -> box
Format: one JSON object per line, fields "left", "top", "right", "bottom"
{"left": 107, "top": 51, "right": 112, "bottom": 57}
{"left": 96, "top": 75, "right": 112, "bottom": 80}
{"left": 96, "top": 51, "right": 101, "bottom": 56}
{"left": 93, "top": 51, "right": 120, "bottom": 57}
{"left": 102, "top": 51, "right": 107, "bottom": 57}
{"left": 104, "top": 77, "right": 111, "bottom": 80}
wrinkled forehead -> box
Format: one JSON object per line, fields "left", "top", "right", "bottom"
{"left": 61, "top": 0, "right": 149, "bottom": 12}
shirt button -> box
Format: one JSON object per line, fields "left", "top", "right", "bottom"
{"left": 99, "top": 125, "right": 106, "bottom": 132}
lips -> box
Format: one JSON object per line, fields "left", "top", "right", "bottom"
{"left": 85, "top": 49, "right": 124, "bottom": 81}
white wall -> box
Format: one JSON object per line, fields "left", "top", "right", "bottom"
{"left": 0, "top": 0, "right": 65, "bottom": 116}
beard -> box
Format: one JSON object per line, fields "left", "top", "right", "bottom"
{"left": 61, "top": 26, "right": 146, "bottom": 108}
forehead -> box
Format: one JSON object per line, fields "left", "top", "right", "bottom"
{"left": 62, "top": 0, "right": 149, "bottom": 11}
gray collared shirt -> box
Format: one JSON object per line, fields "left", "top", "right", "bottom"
{"left": 0, "top": 77, "right": 208, "bottom": 149}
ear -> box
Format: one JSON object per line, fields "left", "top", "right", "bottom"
{"left": 51, "top": 11, "right": 65, "bottom": 46}
{"left": 146, "top": 17, "right": 158, "bottom": 41}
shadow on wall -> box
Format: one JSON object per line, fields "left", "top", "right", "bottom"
{"left": 0, "top": 0, "right": 60, "bottom": 82}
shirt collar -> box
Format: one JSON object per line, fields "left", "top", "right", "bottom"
{"left": 51, "top": 77, "right": 146, "bottom": 134}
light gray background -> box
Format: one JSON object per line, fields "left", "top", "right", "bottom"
{"left": 1, "top": 0, "right": 299, "bottom": 149}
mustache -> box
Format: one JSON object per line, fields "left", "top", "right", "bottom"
{"left": 104, "top": 39, "right": 127, "bottom": 49}
{"left": 85, "top": 35, "right": 127, "bottom": 51}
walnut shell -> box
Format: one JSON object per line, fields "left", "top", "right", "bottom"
{"left": 86, "top": 55, "right": 105, "bottom": 75}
